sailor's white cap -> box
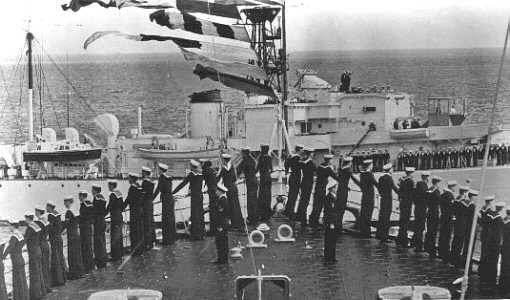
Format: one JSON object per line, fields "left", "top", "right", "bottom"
{"left": 158, "top": 163, "right": 168, "bottom": 171}
{"left": 24, "top": 211, "right": 35, "bottom": 218}
{"left": 141, "top": 166, "right": 152, "bottom": 173}
{"left": 324, "top": 154, "right": 334, "bottom": 160}
{"left": 468, "top": 189, "right": 479, "bottom": 196}
{"left": 484, "top": 195, "right": 495, "bottom": 202}
{"left": 128, "top": 172, "right": 140, "bottom": 178}
{"left": 78, "top": 190, "right": 88, "bottom": 195}
{"left": 363, "top": 159, "right": 373, "bottom": 164}
{"left": 217, "top": 182, "right": 228, "bottom": 192}
{"left": 46, "top": 200, "right": 56, "bottom": 208}
{"left": 421, "top": 171, "right": 431, "bottom": 176}
{"left": 34, "top": 206, "right": 45, "bottom": 212}
{"left": 326, "top": 180, "right": 338, "bottom": 190}
{"left": 221, "top": 153, "right": 232, "bottom": 159}
{"left": 92, "top": 183, "right": 101, "bottom": 189}
{"left": 447, "top": 180, "right": 457, "bottom": 186}
{"left": 431, "top": 176, "right": 442, "bottom": 182}
{"left": 459, "top": 185, "right": 470, "bottom": 191}
{"left": 496, "top": 201, "right": 506, "bottom": 209}
{"left": 383, "top": 163, "right": 393, "bottom": 171}
{"left": 64, "top": 196, "right": 74, "bottom": 202}
{"left": 190, "top": 159, "right": 200, "bottom": 167}
{"left": 404, "top": 166, "right": 415, "bottom": 173}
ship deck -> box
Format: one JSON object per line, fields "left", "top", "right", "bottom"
{"left": 46, "top": 219, "right": 490, "bottom": 300}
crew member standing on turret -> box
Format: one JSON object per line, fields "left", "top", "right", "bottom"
{"left": 376, "top": 163, "right": 399, "bottom": 243}
{"left": 424, "top": 176, "right": 442, "bottom": 257}
{"left": 153, "top": 163, "right": 175, "bottom": 245}
{"left": 296, "top": 147, "right": 316, "bottom": 227}
{"left": 124, "top": 173, "right": 145, "bottom": 256}
{"left": 438, "top": 180, "right": 457, "bottom": 262}
{"left": 284, "top": 145, "right": 303, "bottom": 219}
{"left": 397, "top": 167, "right": 416, "bottom": 247}
{"left": 173, "top": 160, "right": 205, "bottom": 240}
{"left": 107, "top": 180, "right": 124, "bottom": 261}
{"left": 337, "top": 156, "right": 353, "bottom": 231}
{"left": 202, "top": 159, "right": 218, "bottom": 235}
{"left": 237, "top": 147, "right": 258, "bottom": 225}
{"left": 218, "top": 154, "right": 243, "bottom": 230}
{"left": 323, "top": 181, "right": 340, "bottom": 262}
{"left": 479, "top": 197, "right": 503, "bottom": 288}
{"left": 412, "top": 171, "right": 430, "bottom": 252}
{"left": 309, "top": 154, "right": 339, "bottom": 229}
{"left": 63, "top": 196, "right": 84, "bottom": 279}
{"left": 46, "top": 201, "right": 66, "bottom": 286}
{"left": 79, "top": 191, "right": 95, "bottom": 271}
{"left": 141, "top": 166, "right": 155, "bottom": 249}
{"left": 213, "top": 183, "right": 230, "bottom": 264}
{"left": 352, "top": 159, "right": 378, "bottom": 238}
{"left": 92, "top": 184, "right": 107, "bottom": 269}
{"left": 257, "top": 144, "right": 273, "bottom": 223}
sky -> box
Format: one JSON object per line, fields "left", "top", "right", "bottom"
{"left": 1, "top": 0, "right": 510, "bottom": 60}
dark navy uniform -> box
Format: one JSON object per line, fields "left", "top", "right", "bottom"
{"left": 107, "top": 189, "right": 125, "bottom": 260}
{"left": 34, "top": 217, "right": 51, "bottom": 292}
{"left": 154, "top": 174, "right": 175, "bottom": 245}
{"left": 450, "top": 195, "right": 468, "bottom": 267}
{"left": 173, "top": 170, "right": 205, "bottom": 240}
{"left": 499, "top": 217, "right": 510, "bottom": 294}
{"left": 141, "top": 178, "right": 156, "bottom": 249}
{"left": 4, "top": 234, "right": 29, "bottom": 300}
{"left": 353, "top": 169, "right": 378, "bottom": 238}
{"left": 412, "top": 179, "right": 429, "bottom": 251}
{"left": 47, "top": 211, "right": 66, "bottom": 286}
{"left": 309, "top": 161, "right": 339, "bottom": 228}
{"left": 336, "top": 162, "right": 353, "bottom": 230}
{"left": 256, "top": 149, "right": 273, "bottom": 222}
{"left": 296, "top": 158, "right": 316, "bottom": 225}
{"left": 64, "top": 208, "right": 84, "bottom": 279}
{"left": 25, "top": 221, "right": 46, "bottom": 300}
{"left": 479, "top": 210, "right": 503, "bottom": 286}
{"left": 424, "top": 185, "right": 441, "bottom": 256}
{"left": 124, "top": 183, "right": 145, "bottom": 255}
{"left": 93, "top": 193, "right": 108, "bottom": 268}
{"left": 397, "top": 174, "right": 415, "bottom": 247}
{"left": 218, "top": 162, "right": 243, "bottom": 229}
{"left": 237, "top": 152, "right": 259, "bottom": 224}
{"left": 376, "top": 172, "right": 398, "bottom": 242}
{"left": 214, "top": 191, "right": 230, "bottom": 264}
{"left": 323, "top": 190, "right": 340, "bottom": 261}
{"left": 284, "top": 153, "right": 301, "bottom": 218}
{"left": 438, "top": 188, "right": 455, "bottom": 261}
{"left": 202, "top": 163, "right": 218, "bottom": 235}
{"left": 79, "top": 199, "right": 95, "bottom": 271}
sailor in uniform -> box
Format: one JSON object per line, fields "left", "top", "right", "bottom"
{"left": 46, "top": 200, "right": 66, "bottom": 286}
{"left": 34, "top": 206, "right": 51, "bottom": 292}
{"left": 412, "top": 171, "right": 430, "bottom": 252}
{"left": 214, "top": 183, "right": 230, "bottom": 264}
{"left": 63, "top": 196, "right": 84, "bottom": 279}
{"left": 0, "top": 238, "right": 6, "bottom": 300}
{"left": 449, "top": 185, "right": 470, "bottom": 267}
{"left": 337, "top": 156, "right": 353, "bottom": 231}
{"left": 124, "top": 173, "right": 145, "bottom": 255}
{"left": 173, "top": 159, "right": 205, "bottom": 240}
{"left": 284, "top": 144, "right": 303, "bottom": 219}
{"left": 4, "top": 229, "right": 29, "bottom": 300}
{"left": 141, "top": 166, "right": 156, "bottom": 249}
{"left": 309, "top": 154, "right": 339, "bottom": 229}
{"left": 376, "top": 163, "right": 399, "bottom": 243}
{"left": 479, "top": 197, "right": 503, "bottom": 287}
{"left": 217, "top": 154, "right": 243, "bottom": 230}
{"left": 153, "top": 163, "right": 175, "bottom": 245}
{"left": 92, "top": 184, "right": 107, "bottom": 268}
{"left": 257, "top": 144, "right": 273, "bottom": 222}
{"left": 201, "top": 159, "right": 218, "bottom": 235}
{"left": 236, "top": 146, "right": 258, "bottom": 225}
{"left": 397, "top": 166, "right": 416, "bottom": 247}
{"left": 460, "top": 190, "right": 478, "bottom": 270}
{"left": 424, "top": 176, "right": 442, "bottom": 257}
{"left": 24, "top": 212, "right": 46, "bottom": 300}
{"left": 79, "top": 190, "right": 96, "bottom": 271}
{"left": 352, "top": 159, "right": 378, "bottom": 238}
{"left": 499, "top": 208, "right": 510, "bottom": 294}
{"left": 296, "top": 147, "right": 316, "bottom": 226}
{"left": 438, "top": 180, "right": 457, "bottom": 262}
{"left": 107, "top": 180, "right": 125, "bottom": 261}
{"left": 323, "top": 181, "right": 340, "bottom": 262}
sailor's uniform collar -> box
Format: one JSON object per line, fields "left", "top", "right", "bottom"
{"left": 461, "top": 199, "right": 473, "bottom": 207}
{"left": 223, "top": 161, "right": 232, "bottom": 171}
{"left": 37, "top": 215, "right": 49, "bottom": 226}
{"left": 319, "top": 163, "right": 333, "bottom": 169}
{"left": 48, "top": 211, "right": 61, "bottom": 217}
{"left": 504, "top": 218, "right": 510, "bottom": 224}
{"left": 82, "top": 200, "right": 93, "bottom": 207}
{"left": 94, "top": 194, "right": 106, "bottom": 202}
{"left": 487, "top": 212, "right": 502, "bottom": 220}
{"left": 11, "top": 233, "right": 24, "bottom": 242}
{"left": 190, "top": 170, "right": 202, "bottom": 176}
{"left": 28, "top": 222, "right": 41, "bottom": 232}
{"left": 111, "top": 190, "right": 123, "bottom": 198}
{"left": 302, "top": 158, "right": 312, "bottom": 164}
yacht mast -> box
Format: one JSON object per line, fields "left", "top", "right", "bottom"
{"left": 27, "top": 31, "right": 34, "bottom": 142}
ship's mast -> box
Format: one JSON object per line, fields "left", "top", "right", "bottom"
{"left": 27, "top": 31, "right": 34, "bottom": 142}
{"left": 281, "top": 1, "right": 288, "bottom": 132}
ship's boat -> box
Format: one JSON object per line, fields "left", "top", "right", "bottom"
{"left": 136, "top": 147, "right": 221, "bottom": 160}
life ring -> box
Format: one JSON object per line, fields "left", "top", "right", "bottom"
{"left": 247, "top": 230, "right": 267, "bottom": 248}
{"left": 275, "top": 224, "right": 295, "bottom": 242}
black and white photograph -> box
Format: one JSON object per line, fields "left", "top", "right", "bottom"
{"left": 1, "top": 0, "right": 510, "bottom": 299}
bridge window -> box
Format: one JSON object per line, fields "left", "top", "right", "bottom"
{"left": 300, "top": 122, "right": 312, "bottom": 134}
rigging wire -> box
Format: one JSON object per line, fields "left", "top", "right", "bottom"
{"left": 14, "top": 59, "right": 26, "bottom": 144}
{"left": 0, "top": 46, "right": 25, "bottom": 119}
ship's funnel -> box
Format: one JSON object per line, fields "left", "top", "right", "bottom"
{"left": 94, "top": 113, "right": 119, "bottom": 137}
{"left": 64, "top": 127, "right": 80, "bottom": 143}
{"left": 41, "top": 128, "right": 57, "bottom": 143}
